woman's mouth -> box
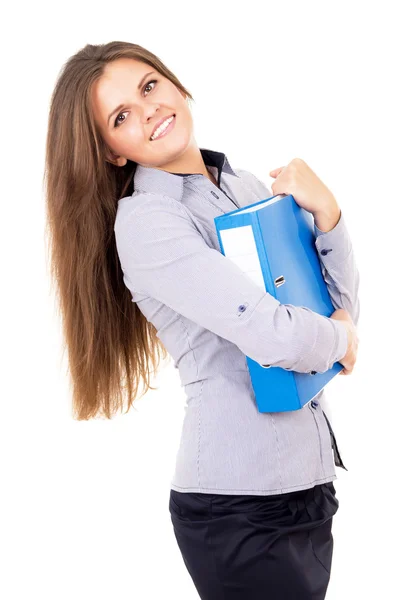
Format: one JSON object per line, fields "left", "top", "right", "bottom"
{"left": 149, "top": 114, "right": 176, "bottom": 141}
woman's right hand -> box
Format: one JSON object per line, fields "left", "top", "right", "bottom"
{"left": 329, "top": 308, "right": 359, "bottom": 375}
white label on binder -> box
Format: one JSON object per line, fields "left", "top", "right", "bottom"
{"left": 219, "top": 225, "right": 266, "bottom": 292}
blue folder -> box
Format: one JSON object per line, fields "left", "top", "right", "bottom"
{"left": 214, "top": 193, "right": 343, "bottom": 413}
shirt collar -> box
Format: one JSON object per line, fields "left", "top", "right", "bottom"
{"left": 132, "top": 147, "right": 239, "bottom": 201}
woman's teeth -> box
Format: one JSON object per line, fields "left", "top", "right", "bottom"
{"left": 150, "top": 115, "right": 175, "bottom": 140}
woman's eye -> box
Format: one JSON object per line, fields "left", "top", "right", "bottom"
{"left": 114, "top": 79, "right": 158, "bottom": 128}
{"left": 144, "top": 79, "right": 157, "bottom": 94}
{"left": 114, "top": 112, "right": 128, "bottom": 128}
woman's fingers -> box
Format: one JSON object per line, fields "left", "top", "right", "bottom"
{"left": 269, "top": 167, "right": 285, "bottom": 178}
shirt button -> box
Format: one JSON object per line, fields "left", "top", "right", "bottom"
{"left": 238, "top": 304, "right": 247, "bottom": 312}
{"left": 311, "top": 400, "right": 319, "bottom": 409}
{"left": 321, "top": 248, "right": 332, "bottom": 256}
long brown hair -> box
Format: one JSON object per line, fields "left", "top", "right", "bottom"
{"left": 43, "top": 41, "right": 194, "bottom": 420}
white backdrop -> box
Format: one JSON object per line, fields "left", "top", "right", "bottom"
{"left": 1, "top": 0, "right": 396, "bottom": 598}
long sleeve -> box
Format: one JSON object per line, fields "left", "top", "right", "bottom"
{"left": 313, "top": 211, "right": 360, "bottom": 327}
{"left": 114, "top": 193, "right": 348, "bottom": 374}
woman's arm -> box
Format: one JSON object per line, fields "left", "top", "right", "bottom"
{"left": 114, "top": 192, "right": 348, "bottom": 374}
{"left": 313, "top": 210, "right": 360, "bottom": 327}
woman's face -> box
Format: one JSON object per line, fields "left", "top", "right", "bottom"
{"left": 92, "top": 58, "right": 194, "bottom": 169}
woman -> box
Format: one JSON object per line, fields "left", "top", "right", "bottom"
{"left": 44, "top": 41, "right": 360, "bottom": 599}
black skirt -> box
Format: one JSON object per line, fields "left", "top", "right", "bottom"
{"left": 169, "top": 481, "right": 339, "bottom": 600}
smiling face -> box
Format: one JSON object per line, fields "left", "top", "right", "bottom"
{"left": 91, "top": 58, "right": 195, "bottom": 170}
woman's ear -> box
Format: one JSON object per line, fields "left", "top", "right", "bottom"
{"left": 105, "top": 149, "right": 128, "bottom": 167}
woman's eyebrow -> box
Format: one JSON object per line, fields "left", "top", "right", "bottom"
{"left": 107, "top": 71, "right": 156, "bottom": 126}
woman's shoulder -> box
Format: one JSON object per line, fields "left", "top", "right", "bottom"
{"left": 114, "top": 190, "right": 193, "bottom": 236}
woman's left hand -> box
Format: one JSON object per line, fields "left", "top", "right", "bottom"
{"left": 269, "top": 158, "right": 338, "bottom": 216}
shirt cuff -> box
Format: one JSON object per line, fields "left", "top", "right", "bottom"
{"left": 313, "top": 209, "right": 341, "bottom": 237}
{"left": 290, "top": 311, "right": 348, "bottom": 373}
{"left": 314, "top": 210, "right": 352, "bottom": 265}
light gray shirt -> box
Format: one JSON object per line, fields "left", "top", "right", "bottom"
{"left": 114, "top": 148, "right": 360, "bottom": 496}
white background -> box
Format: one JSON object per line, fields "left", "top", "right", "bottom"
{"left": 1, "top": 1, "right": 396, "bottom": 598}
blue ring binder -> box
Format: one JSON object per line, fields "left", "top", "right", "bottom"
{"left": 214, "top": 193, "right": 344, "bottom": 413}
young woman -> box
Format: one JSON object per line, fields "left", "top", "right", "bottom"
{"left": 44, "top": 41, "right": 360, "bottom": 599}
